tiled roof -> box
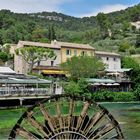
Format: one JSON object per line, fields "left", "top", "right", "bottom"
{"left": 57, "top": 41, "right": 95, "bottom": 50}
{"left": 18, "top": 40, "right": 60, "bottom": 49}
{"left": 18, "top": 40, "right": 95, "bottom": 50}
{"left": 95, "top": 51, "right": 120, "bottom": 57}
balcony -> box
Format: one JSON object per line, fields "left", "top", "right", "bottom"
{"left": 0, "top": 88, "right": 51, "bottom": 97}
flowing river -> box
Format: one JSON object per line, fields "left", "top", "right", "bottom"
{"left": 0, "top": 102, "right": 140, "bottom": 139}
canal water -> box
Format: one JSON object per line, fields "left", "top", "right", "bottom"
{"left": 0, "top": 102, "right": 140, "bottom": 139}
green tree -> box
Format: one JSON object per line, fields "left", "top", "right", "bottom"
{"left": 0, "top": 43, "right": 12, "bottom": 65}
{"left": 134, "top": 85, "right": 140, "bottom": 100}
{"left": 136, "top": 30, "right": 140, "bottom": 48}
{"left": 0, "top": 51, "right": 9, "bottom": 63}
{"left": 2, "top": 27, "right": 19, "bottom": 43}
{"left": 121, "top": 56, "right": 140, "bottom": 88}
{"left": 64, "top": 78, "right": 91, "bottom": 97}
{"left": 122, "top": 21, "right": 130, "bottom": 32}
{"left": 16, "top": 46, "right": 56, "bottom": 73}
{"left": 61, "top": 55, "right": 105, "bottom": 81}
{"left": 118, "top": 41, "right": 131, "bottom": 52}
{"left": 1, "top": 43, "right": 11, "bottom": 53}
{"left": 32, "top": 27, "right": 47, "bottom": 42}
{"left": 48, "top": 25, "right": 56, "bottom": 41}
{"left": 96, "top": 13, "right": 111, "bottom": 38}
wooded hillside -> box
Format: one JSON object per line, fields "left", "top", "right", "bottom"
{"left": 0, "top": 3, "right": 140, "bottom": 52}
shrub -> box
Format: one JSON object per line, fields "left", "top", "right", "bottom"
{"left": 134, "top": 85, "right": 140, "bottom": 100}
{"left": 64, "top": 79, "right": 91, "bottom": 97}
{"left": 135, "top": 48, "right": 140, "bottom": 54}
{"left": 129, "top": 46, "right": 136, "bottom": 54}
{"left": 64, "top": 81, "right": 137, "bottom": 102}
{"left": 113, "top": 92, "right": 136, "bottom": 101}
{"left": 92, "top": 90, "right": 114, "bottom": 101}
{"left": 63, "top": 81, "right": 82, "bottom": 96}
{"left": 92, "top": 90, "right": 136, "bottom": 102}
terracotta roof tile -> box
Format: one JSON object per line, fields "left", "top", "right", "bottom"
{"left": 95, "top": 51, "right": 120, "bottom": 57}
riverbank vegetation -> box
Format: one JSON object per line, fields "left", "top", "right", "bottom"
{"left": 63, "top": 79, "right": 139, "bottom": 102}
{"left": 121, "top": 56, "right": 140, "bottom": 100}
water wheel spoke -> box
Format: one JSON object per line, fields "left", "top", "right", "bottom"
{"left": 68, "top": 98, "right": 75, "bottom": 140}
{"left": 76, "top": 101, "right": 91, "bottom": 130}
{"left": 109, "top": 134, "right": 123, "bottom": 139}
{"left": 39, "top": 103, "right": 55, "bottom": 133}
{"left": 56, "top": 99, "right": 63, "bottom": 130}
{"left": 69, "top": 98, "right": 75, "bottom": 115}
{"left": 26, "top": 112, "right": 49, "bottom": 138}
{"left": 83, "top": 109, "right": 106, "bottom": 135}
{"left": 89, "top": 122, "right": 115, "bottom": 139}
{"left": 16, "top": 127, "right": 39, "bottom": 139}
{"left": 116, "top": 126, "right": 124, "bottom": 139}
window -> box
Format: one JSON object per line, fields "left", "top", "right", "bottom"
{"left": 37, "top": 61, "right": 40, "bottom": 66}
{"left": 106, "top": 57, "right": 109, "bottom": 61}
{"left": 114, "top": 58, "right": 116, "bottom": 61}
{"left": 81, "top": 51, "right": 85, "bottom": 56}
{"left": 74, "top": 49, "right": 77, "bottom": 56}
{"left": 51, "top": 61, "right": 54, "bottom": 66}
{"left": 66, "top": 49, "right": 71, "bottom": 55}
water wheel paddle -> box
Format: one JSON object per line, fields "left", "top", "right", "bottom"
{"left": 9, "top": 94, "right": 124, "bottom": 139}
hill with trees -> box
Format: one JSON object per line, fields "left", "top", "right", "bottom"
{"left": 0, "top": 3, "right": 140, "bottom": 53}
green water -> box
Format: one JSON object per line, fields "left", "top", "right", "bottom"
{"left": 0, "top": 103, "right": 140, "bottom": 139}
{"left": 102, "top": 102, "right": 140, "bottom": 139}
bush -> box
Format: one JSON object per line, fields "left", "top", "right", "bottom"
{"left": 129, "top": 46, "right": 136, "bottom": 54}
{"left": 64, "top": 80, "right": 137, "bottom": 102}
{"left": 134, "top": 85, "right": 140, "bottom": 100}
{"left": 64, "top": 79, "right": 91, "bottom": 97}
{"left": 63, "top": 81, "right": 82, "bottom": 96}
{"left": 92, "top": 90, "right": 114, "bottom": 101}
{"left": 135, "top": 48, "right": 140, "bottom": 54}
{"left": 113, "top": 92, "right": 136, "bottom": 101}
{"left": 92, "top": 90, "right": 136, "bottom": 102}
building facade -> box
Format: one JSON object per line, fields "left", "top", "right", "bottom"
{"left": 11, "top": 41, "right": 61, "bottom": 74}
{"left": 130, "top": 21, "right": 140, "bottom": 30}
{"left": 11, "top": 40, "right": 95, "bottom": 74}
{"left": 95, "top": 51, "right": 121, "bottom": 70}
{"left": 57, "top": 41, "right": 95, "bottom": 63}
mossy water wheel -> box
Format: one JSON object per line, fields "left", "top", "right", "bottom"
{"left": 9, "top": 94, "right": 124, "bottom": 139}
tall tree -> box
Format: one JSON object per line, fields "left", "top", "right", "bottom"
{"left": 0, "top": 51, "right": 9, "bottom": 64}
{"left": 96, "top": 13, "right": 111, "bottom": 38}
{"left": 0, "top": 43, "right": 12, "bottom": 65}
{"left": 61, "top": 55, "right": 105, "bottom": 81}
{"left": 118, "top": 41, "right": 131, "bottom": 52}
{"left": 136, "top": 30, "right": 140, "bottom": 48}
{"left": 121, "top": 56, "right": 140, "bottom": 88}
{"left": 48, "top": 25, "right": 56, "bottom": 41}
{"left": 16, "top": 46, "right": 56, "bottom": 73}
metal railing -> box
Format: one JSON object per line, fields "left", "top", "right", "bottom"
{"left": 0, "top": 88, "right": 51, "bottom": 96}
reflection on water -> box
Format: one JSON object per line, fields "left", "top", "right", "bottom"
{"left": 0, "top": 103, "right": 140, "bottom": 139}
{"left": 101, "top": 102, "right": 140, "bottom": 139}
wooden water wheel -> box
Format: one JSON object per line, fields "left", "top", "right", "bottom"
{"left": 9, "top": 94, "right": 124, "bottom": 139}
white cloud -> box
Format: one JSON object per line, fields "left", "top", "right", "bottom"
{"left": 79, "top": 4, "right": 129, "bottom": 17}
{"left": 0, "top": 0, "right": 73, "bottom": 13}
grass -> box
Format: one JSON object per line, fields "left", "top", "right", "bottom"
{"left": 0, "top": 107, "right": 26, "bottom": 129}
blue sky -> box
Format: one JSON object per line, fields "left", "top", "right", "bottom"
{"left": 0, "top": 0, "right": 139, "bottom": 17}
